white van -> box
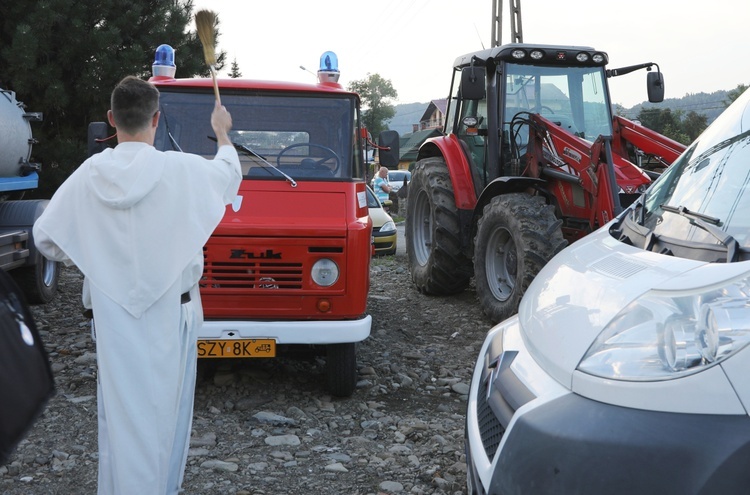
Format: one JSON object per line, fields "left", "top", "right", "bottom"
{"left": 465, "top": 87, "right": 750, "bottom": 494}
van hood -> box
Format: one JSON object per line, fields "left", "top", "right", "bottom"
{"left": 517, "top": 227, "right": 725, "bottom": 388}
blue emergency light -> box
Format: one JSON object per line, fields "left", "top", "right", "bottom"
{"left": 317, "top": 51, "right": 340, "bottom": 84}
{"left": 152, "top": 44, "right": 176, "bottom": 78}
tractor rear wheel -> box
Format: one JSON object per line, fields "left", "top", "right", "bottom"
{"left": 474, "top": 193, "right": 567, "bottom": 323}
{"left": 406, "top": 157, "right": 472, "bottom": 295}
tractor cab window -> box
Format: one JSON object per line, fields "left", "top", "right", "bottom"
{"left": 502, "top": 64, "right": 612, "bottom": 150}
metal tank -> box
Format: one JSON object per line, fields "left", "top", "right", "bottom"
{"left": 0, "top": 88, "right": 42, "bottom": 178}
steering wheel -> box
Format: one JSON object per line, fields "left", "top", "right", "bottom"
{"left": 276, "top": 143, "right": 341, "bottom": 173}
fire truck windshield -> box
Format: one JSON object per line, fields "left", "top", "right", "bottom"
{"left": 155, "top": 91, "right": 362, "bottom": 180}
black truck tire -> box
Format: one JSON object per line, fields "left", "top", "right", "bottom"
{"left": 474, "top": 193, "right": 567, "bottom": 323}
{"left": 326, "top": 342, "right": 357, "bottom": 398}
{"left": 13, "top": 249, "right": 59, "bottom": 304}
{"left": 406, "top": 157, "right": 472, "bottom": 295}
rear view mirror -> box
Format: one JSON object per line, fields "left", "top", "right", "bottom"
{"left": 87, "top": 122, "right": 111, "bottom": 157}
{"left": 647, "top": 71, "right": 664, "bottom": 103}
{"left": 378, "top": 130, "right": 400, "bottom": 167}
{"left": 461, "top": 66, "right": 486, "bottom": 100}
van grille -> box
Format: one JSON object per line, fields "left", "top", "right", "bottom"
{"left": 476, "top": 387, "right": 506, "bottom": 461}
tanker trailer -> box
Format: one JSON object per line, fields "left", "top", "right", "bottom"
{"left": 0, "top": 88, "right": 58, "bottom": 303}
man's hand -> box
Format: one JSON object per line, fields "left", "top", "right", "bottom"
{"left": 211, "top": 101, "right": 232, "bottom": 148}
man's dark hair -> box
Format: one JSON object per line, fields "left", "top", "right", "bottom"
{"left": 110, "top": 76, "right": 160, "bottom": 134}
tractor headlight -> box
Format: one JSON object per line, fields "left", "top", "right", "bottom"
{"left": 311, "top": 258, "right": 339, "bottom": 287}
{"left": 578, "top": 275, "right": 750, "bottom": 381}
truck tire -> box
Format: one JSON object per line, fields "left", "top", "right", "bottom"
{"left": 406, "top": 157, "right": 472, "bottom": 295}
{"left": 13, "top": 249, "right": 59, "bottom": 304}
{"left": 474, "top": 193, "right": 567, "bottom": 323}
{"left": 326, "top": 343, "right": 357, "bottom": 397}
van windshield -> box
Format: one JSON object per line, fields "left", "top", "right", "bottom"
{"left": 640, "top": 100, "right": 750, "bottom": 250}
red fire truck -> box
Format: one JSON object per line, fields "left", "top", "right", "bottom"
{"left": 89, "top": 47, "right": 398, "bottom": 397}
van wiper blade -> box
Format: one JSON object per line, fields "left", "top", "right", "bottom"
{"left": 660, "top": 204, "right": 739, "bottom": 262}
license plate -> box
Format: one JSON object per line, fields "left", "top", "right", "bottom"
{"left": 197, "top": 339, "right": 276, "bottom": 358}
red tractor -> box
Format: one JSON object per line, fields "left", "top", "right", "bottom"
{"left": 406, "top": 43, "right": 686, "bottom": 323}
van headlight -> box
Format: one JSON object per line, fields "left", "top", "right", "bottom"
{"left": 578, "top": 275, "right": 750, "bottom": 381}
{"left": 311, "top": 258, "right": 339, "bottom": 287}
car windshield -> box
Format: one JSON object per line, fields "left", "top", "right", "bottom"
{"left": 639, "top": 94, "right": 750, "bottom": 249}
{"left": 365, "top": 186, "right": 382, "bottom": 208}
{"left": 155, "top": 90, "right": 363, "bottom": 180}
{"left": 389, "top": 171, "right": 410, "bottom": 182}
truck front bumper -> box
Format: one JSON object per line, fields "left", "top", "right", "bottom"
{"left": 199, "top": 315, "right": 371, "bottom": 344}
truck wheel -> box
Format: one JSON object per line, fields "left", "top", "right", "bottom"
{"left": 326, "top": 343, "right": 357, "bottom": 397}
{"left": 13, "top": 250, "right": 60, "bottom": 304}
{"left": 406, "top": 157, "right": 472, "bottom": 295}
{"left": 474, "top": 193, "right": 567, "bottom": 323}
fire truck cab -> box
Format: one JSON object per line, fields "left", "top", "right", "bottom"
{"left": 90, "top": 46, "right": 397, "bottom": 397}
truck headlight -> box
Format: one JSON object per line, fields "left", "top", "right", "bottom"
{"left": 311, "top": 258, "right": 339, "bottom": 287}
{"left": 578, "top": 275, "right": 750, "bottom": 381}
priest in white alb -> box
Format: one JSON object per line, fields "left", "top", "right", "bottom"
{"left": 33, "top": 75, "right": 241, "bottom": 495}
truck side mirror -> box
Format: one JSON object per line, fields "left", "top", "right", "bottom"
{"left": 647, "top": 71, "right": 664, "bottom": 103}
{"left": 461, "top": 67, "right": 486, "bottom": 100}
{"left": 378, "top": 130, "right": 400, "bottom": 167}
{"left": 87, "top": 122, "right": 112, "bottom": 157}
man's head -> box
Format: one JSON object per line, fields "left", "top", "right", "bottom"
{"left": 378, "top": 166, "right": 389, "bottom": 178}
{"left": 109, "top": 76, "right": 160, "bottom": 135}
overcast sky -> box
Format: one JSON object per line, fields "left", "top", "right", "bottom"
{"left": 190, "top": 0, "right": 748, "bottom": 109}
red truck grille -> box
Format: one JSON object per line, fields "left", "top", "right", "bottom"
{"left": 201, "top": 260, "right": 303, "bottom": 290}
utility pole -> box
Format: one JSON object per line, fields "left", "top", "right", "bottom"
{"left": 491, "top": 0, "right": 523, "bottom": 47}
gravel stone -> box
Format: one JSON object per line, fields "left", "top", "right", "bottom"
{"left": 2, "top": 247, "right": 492, "bottom": 494}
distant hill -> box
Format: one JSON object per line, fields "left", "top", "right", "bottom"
{"left": 387, "top": 89, "right": 735, "bottom": 136}
{"left": 617, "top": 89, "right": 731, "bottom": 125}
{"left": 387, "top": 102, "right": 430, "bottom": 135}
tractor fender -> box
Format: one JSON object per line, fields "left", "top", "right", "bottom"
{"left": 417, "top": 135, "right": 478, "bottom": 210}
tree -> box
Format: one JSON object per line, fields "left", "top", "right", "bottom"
{"left": 681, "top": 111, "right": 708, "bottom": 142}
{"left": 0, "top": 0, "right": 225, "bottom": 197}
{"left": 725, "top": 84, "right": 748, "bottom": 107}
{"left": 229, "top": 58, "right": 242, "bottom": 78}
{"left": 347, "top": 73, "right": 397, "bottom": 138}
{"left": 637, "top": 107, "right": 708, "bottom": 145}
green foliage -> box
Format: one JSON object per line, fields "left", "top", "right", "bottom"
{"left": 725, "top": 84, "right": 749, "bottom": 107}
{"left": 637, "top": 107, "right": 707, "bottom": 145}
{"left": 347, "top": 73, "right": 398, "bottom": 137}
{"left": 0, "top": 0, "right": 225, "bottom": 198}
{"left": 229, "top": 58, "right": 242, "bottom": 78}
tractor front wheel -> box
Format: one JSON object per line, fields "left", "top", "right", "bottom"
{"left": 474, "top": 193, "right": 567, "bottom": 323}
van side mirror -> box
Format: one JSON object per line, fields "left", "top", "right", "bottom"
{"left": 647, "top": 71, "right": 664, "bottom": 103}
{"left": 461, "top": 66, "right": 486, "bottom": 100}
{"left": 378, "top": 130, "right": 400, "bottom": 167}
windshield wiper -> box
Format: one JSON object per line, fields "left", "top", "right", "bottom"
{"left": 660, "top": 204, "right": 739, "bottom": 262}
{"left": 209, "top": 137, "right": 297, "bottom": 188}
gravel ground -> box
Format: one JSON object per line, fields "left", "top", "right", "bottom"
{"left": 1, "top": 237, "right": 494, "bottom": 495}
